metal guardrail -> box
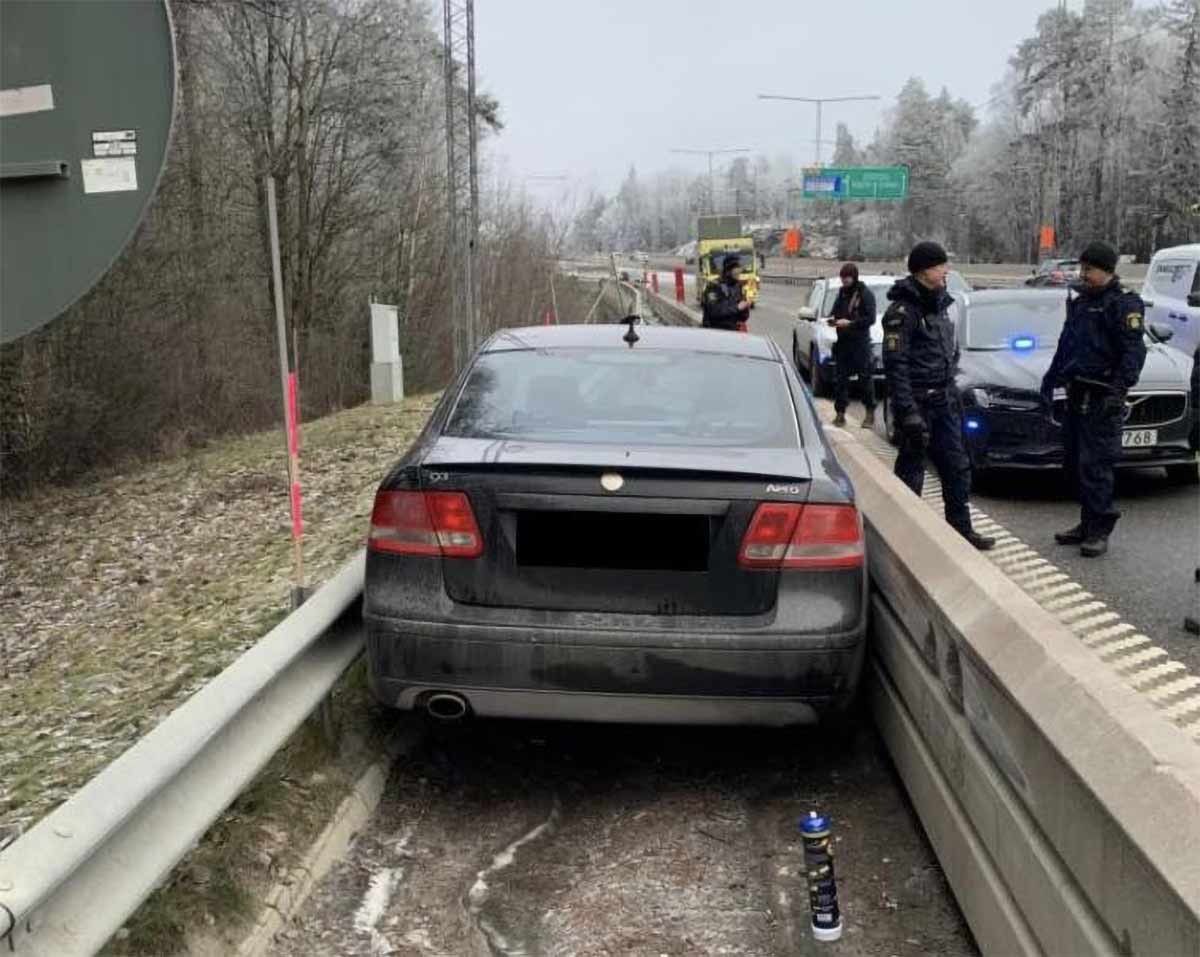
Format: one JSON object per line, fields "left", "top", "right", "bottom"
{"left": 759, "top": 272, "right": 813, "bottom": 287}
{"left": 0, "top": 552, "right": 367, "bottom": 956}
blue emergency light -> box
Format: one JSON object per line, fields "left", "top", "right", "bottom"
{"left": 965, "top": 416, "right": 983, "bottom": 431}
{"left": 1010, "top": 335, "right": 1037, "bottom": 352}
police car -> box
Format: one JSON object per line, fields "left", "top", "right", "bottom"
{"left": 882, "top": 289, "right": 1199, "bottom": 484}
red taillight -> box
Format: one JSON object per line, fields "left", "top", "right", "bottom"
{"left": 739, "top": 503, "right": 863, "bottom": 570}
{"left": 368, "top": 490, "right": 483, "bottom": 558}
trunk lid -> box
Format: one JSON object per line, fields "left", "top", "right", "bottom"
{"left": 421, "top": 438, "right": 813, "bottom": 616}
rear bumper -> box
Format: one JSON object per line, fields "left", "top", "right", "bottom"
{"left": 365, "top": 615, "right": 866, "bottom": 726}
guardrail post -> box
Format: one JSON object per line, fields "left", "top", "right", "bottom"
{"left": 674, "top": 268, "right": 685, "bottom": 303}
{"left": 651, "top": 272, "right": 659, "bottom": 294}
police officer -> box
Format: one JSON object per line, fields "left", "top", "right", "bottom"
{"left": 883, "top": 241, "right": 994, "bottom": 550}
{"left": 1040, "top": 241, "right": 1147, "bottom": 557}
{"left": 701, "top": 253, "right": 750, "bottom": 331}
{"left": 830, "top": 263, "right": 877, "bottom": 428}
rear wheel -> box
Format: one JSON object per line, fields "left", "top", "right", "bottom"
{"left": 1166, "top": 462, "right": 1200, "bottom": 485}
{"left": 810, "top": 346, "right": 830, "bottom": 397}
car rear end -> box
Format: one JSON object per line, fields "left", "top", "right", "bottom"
{"left": 364, "top": 329, "right": 867, "bottom": 726}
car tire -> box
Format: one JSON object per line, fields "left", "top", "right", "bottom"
{"left": 1166, "top": 462, "right": 1200, "bottom": 485}
{"left": 810, "top": 346, "right": 830, "bottom": 397}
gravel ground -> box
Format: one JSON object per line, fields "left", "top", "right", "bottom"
{"left": 268, "top": 714, "right": 976, "bottom": 957}
{"left": 0, "top": 394, "right": 438, "bottom": 832}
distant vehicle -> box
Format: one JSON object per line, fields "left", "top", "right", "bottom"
{"left": 695, "top": 215, "right": 759, "bottom": 308}
{"left": 1026, "top": 258, "right": 1079, "bottom": 286}
{"left": 1142, "top": 244, "right": 1200, "bottom": 358}
{"left": 364, "top": 325, "right": 868, "bottom": 726}
{"left": 793, "top": 274, "right": 895, "bottom": 398}
{"left": 881, "top": 289, "right": 1198, "bottom": 484}
{"left": 794, "top": 271, "right": 972, "bottom": 397}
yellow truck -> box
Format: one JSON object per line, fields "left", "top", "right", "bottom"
{"left": 695, "top": 215, "right": 759, "bottom": 309}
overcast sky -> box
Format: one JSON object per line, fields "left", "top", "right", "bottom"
{"left": 474, "top": 0, "right": 1078, "bottom": 200}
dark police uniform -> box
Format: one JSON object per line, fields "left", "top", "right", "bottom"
{"left": 882, "top": 276, "right": 976, "bottom": 536}
{"left": 1041, "top": 278, "right": 1147, "bottom": 539}
{"left": 830, "top": 281, "right": 877, "bottom": 414}
{"left": 701, "top": 276, "right": 748, "bottom": 331}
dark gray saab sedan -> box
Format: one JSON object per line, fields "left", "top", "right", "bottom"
{"left": 364, "top": 323, "right": 867, "bottom": 727}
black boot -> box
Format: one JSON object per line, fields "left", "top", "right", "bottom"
{"left": 1055, "top": 524, "right": 1085, "bottom": 545}
{"left": 861, "top": 409, "right": 876, "bottom": 428}
{"left": 963, "top": 530, "right": 995, "bottom": 551}
{"left": 832, "top": 412, "right": 847, "bottom": 427}
{"left": 1080, "top": 536, "right": 1109, "bottom": 557}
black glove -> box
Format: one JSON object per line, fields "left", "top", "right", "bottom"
{"left": 901, "top": 412, "right": 930, "bottom": 449}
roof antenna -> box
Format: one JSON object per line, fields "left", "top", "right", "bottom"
{"left": 622, "top": 315, "right": 640, "bottom": 348}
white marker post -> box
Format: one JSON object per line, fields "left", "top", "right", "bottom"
{"left": 266, "top": 176, "right": 305, "bottom": 609}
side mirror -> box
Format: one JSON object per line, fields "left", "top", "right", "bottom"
{"left": 1150, "top": 322, "right": 1175, "bottom": 342}
{"left": 798, "top": 306, "right": 816, "bottom": 321}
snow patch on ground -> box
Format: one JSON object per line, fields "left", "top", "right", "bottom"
{"left": 467, "top": 799, "right": 560, "bottom": 956}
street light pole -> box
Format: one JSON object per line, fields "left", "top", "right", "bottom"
{"left": 757, "top": 94, "right": 881, "bottom": 166}
{"left": 670, "top": 147, "right": 753, "bottom": 213}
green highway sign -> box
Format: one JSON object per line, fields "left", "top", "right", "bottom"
{"left": 801, "top": 166, "right": 909, "bottom": 201}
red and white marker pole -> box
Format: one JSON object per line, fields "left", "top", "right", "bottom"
{"left": 674, "top": 267, "right": 685, "bottom": 303}
{"left": 266, "top": 176, "right": 305, "bottom": 608}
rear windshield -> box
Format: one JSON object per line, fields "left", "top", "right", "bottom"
{"left": 965, "top": 299, "right": 1066, "bottom": 349}
{"left": 445, "top": 348, "right": 799, "bottom": 448}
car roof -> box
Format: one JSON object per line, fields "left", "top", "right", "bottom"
{"left": 481, "top": 324, "right": 781, "bottom": 360}
{"left": 1149, "top": 244, "right": 1200, "bottom": 260}
{"left": 816, "top": 274, "right": 899, "bottom": 285}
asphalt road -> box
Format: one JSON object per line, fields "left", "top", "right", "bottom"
{"left": 747, "top": 280, "right": 1200, "bottom": 675}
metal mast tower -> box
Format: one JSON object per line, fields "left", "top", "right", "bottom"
{"left": 442, "top": 0, "right": 480, "bottom": 371}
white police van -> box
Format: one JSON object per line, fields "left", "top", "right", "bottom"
{"left": 1142, "top": 244, "right": 1200, "bottom": 358}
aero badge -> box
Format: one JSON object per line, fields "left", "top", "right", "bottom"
{"left": 600, "top": 472, "right": 624, "bottom": 493}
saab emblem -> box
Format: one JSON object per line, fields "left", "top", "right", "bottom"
{"left": 600, "top": 472, "right": 625, "bottom": 492}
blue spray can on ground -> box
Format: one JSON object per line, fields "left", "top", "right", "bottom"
{"left": 800, "top": 810, "right": 843, "bottom": 941}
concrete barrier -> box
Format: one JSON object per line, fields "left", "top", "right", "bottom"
{"left": 644, "top": 286, "right": 699, "bottom": 327}
{"left": 827, "top": 429, "right": 1200, "bottom": 956}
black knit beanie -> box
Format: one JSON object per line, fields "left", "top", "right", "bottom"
{"left": 907, "top": 241, "right": 948, "bottom": 274}
{"left": 1079, "top": 241, "right": 1118, "bottom": 274}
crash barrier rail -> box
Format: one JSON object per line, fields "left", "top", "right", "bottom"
{"left": 0, "top": 552, "right": 368, "bottom": 956}
{"left": 828, "top": 430, "right": 1200, "bottom": 956}
{"left": 591, "top": 277, "right": 644, "bottom": 324}
{"left": 760, "top": 272, "right": 813, "bottom": 287}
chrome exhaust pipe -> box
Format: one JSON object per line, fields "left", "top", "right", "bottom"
{"left": 425, "top": 692, "right": 470, "bottom": 722}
